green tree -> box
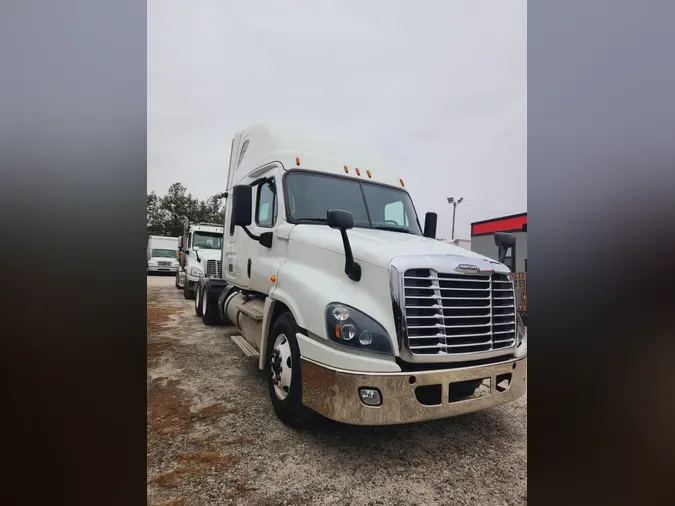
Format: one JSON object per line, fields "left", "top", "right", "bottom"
{"left": 146, "top": 184, "right": 226, "bottom": 237}
{"left": 147, "top": 191, "right": 169, "bottom": 235}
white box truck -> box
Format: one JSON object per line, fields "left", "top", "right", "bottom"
{"left": 175, "top": 219, "right": 224, "bottom": 299}
{"left": 193, "top": 124, "right": 527, "bottom": 426}
{"left": 147, "top": 235, "right": 180, "bottom": 275}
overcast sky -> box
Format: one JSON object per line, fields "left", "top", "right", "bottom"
{"left": 148, "top": 0, "right": 526, "bottom": 240}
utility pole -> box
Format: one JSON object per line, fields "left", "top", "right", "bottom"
{"left": 447, "top": 197, "right": 464, "bottom": 240}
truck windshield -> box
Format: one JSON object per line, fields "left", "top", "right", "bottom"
{"left": 193, "top": 232, "right": 222, "bottom": 249}
{"left": 284, "top": 172, "right": 423, "bottom": 235}
{"left": 151, "top": 249, "right": 176, "bottom": 258}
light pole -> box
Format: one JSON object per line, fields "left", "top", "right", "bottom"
{"left": 447, "top": 197, "right": 464, "bottom": 240}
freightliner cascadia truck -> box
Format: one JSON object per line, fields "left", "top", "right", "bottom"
{"left": 193, "top": 124, "right": 527, "bottom": 426}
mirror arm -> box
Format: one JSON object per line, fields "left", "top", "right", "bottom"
{"left": 339, "top": 229, "right": 361, "bottom": 282}
{"left": 241, "top": 225, "right": 260, "bottom": 241}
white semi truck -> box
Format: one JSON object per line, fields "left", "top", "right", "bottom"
{"left": 147, "top": 235, "right": 180, "bottom": 275}
{"left": 175, "top": 219, "right": 224, "bottom": 299}
{"left": 194, "top": 124, "right": 527, "bottom": 426}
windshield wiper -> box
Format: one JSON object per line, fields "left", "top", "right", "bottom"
{"left": 372, "top": 225, "right": 414, "bottom": 234}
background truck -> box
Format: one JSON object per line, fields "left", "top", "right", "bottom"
{"left": 175, "top": 218, "right": 224, "bottom": 300}
{"left": 147, "top": 235, "right": 180, "bottom": 275}
{"left": 192, "top": 124, "right": 527, "bottom": 427}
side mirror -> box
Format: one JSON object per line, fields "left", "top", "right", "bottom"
{"left": 326, "top": 209, "right": 360, "bottom": 282}
{"left": 231, "top": 185, "right": 252, "bottom": 226}
{"left": 259, "top": 231, "right": 273, "bottom": 248}
{"left": 423, "top": 212, "right": 437, "bottom": 238}
{"left": 495, "top": 232, "right": 517, "bottom": 268}
{"left": 327, "top": 209, "right": 354, "bottom": 230}
{"left": 495, "top": 232, "right": 516, "bottom": 249}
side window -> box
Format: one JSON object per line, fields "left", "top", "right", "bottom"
{"left": 384, "top": 201, "right": 409, "bottom": 226}
{"left": 256, "top": 180, "right": 277, "bottom": 228}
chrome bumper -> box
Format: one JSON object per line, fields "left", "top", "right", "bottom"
{"left": 147, "top": 266, "right": 178, "bottom": 273}
{"left": 301, "top": 355, "right": 527, "bottom": 426}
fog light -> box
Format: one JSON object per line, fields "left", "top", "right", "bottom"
{"left": 358, "top": 387, "right": 382, "bottom": 407}
{"left": 358, "top": 330, "right": 373, "bottom": 345}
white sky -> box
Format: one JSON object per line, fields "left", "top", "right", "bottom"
{"left": 148, "top": 0, "right": 526, "bottom": 240}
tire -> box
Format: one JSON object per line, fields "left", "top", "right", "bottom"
{"left": 183, "top": 279, "right": 195, "bottom": 300}
{"left": 194, "top": 282, "right": 203, "bottom": 316}
{"left": 201, "top": 284, "right": 220, "bottom": 326}
{"left": 266, "top": 312, "right": 314, "bottom": 427}
{"left": 175, "top": 271, "right": 181, "bottom": 289}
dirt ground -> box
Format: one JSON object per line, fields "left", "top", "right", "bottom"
{"left": 147, "top": 275, "right": 527, "bottom": 506}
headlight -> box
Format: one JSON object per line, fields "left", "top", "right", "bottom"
{"left": 190, "top": 267, "right": 203, "bottom": 277}
{"left": 148, "top": 260, "right": 157, "bottom": 266}
{"left": 325, "top": 303, "right": 393, "bottom": 354}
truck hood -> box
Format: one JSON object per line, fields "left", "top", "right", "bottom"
{"left": 150, "top": 257, "right": 178, "bottom": 263}
{"left": 289, "top": 225, "right": 497, "bottom": 268}
{"left": 193, "top": 249, "right": 221, "bottom": 261}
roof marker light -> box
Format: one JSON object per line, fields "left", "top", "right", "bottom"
{"left": 366, "top": 170, "right": 372, "bottom": 178}
{"left": 400, "top": 178, "right": 405, "bottom": 187}
{"left": 295, "top": 157, "right": 301, "bottom": 166}
{"left": 355, "top": 168, "right": 361, "bottom": 176}
{"left": 344, "top": 165, "right": 349, "bottom": 173}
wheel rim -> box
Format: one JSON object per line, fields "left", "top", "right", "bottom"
{"left": 203, "top": 289, "right": 208, "bottom": 313}
{"left": 271, "top": 334, "right": 292, "bottom": 400}
{"left": 195, "top": 285, "right": 201, "bottom": 309}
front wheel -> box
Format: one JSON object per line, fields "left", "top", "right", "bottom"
{"left": 175, "top": 271, "right": 181, "bottom": 289}
{"left": 266, "top": 313, "right": 313, "bottom": 427}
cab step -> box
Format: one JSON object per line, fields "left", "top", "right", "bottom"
{"left": 230, "top": 334, "right": 259, "bottom": 357}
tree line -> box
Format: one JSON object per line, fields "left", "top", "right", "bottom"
{"left": 147, "top": 182, "right": 225, "bottom": 237}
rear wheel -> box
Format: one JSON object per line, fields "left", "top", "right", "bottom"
{"left": 201, "top": 284, "right": 220, "bottom": 326}
{"left": 267, "top": 312, "right": 313, "bottom": 426}
{"left": 194, "top": 282, "right": 203, "bottom": 316}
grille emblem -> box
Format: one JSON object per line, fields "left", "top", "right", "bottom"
{"left": 455, "top": 264, "right": 479, "bottom": 273}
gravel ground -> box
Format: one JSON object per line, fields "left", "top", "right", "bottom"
{"left": 147, "top": 275, "right": 527, "bottom": 506}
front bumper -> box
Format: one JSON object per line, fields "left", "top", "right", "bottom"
{"left": 147, "top": 265, "right": 179, "bottom": 273}
{"left": 301, "top": 355, "right": 527, "bottom": 425}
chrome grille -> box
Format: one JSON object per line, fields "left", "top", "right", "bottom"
{"left": 403, "top": 269, "right": 516, "bottom": 356}
{"left": 158, "top": 261, "right": 171, "bottom": 267}
{"left": 206, "top": 259, "right": 222, "bottom": 278}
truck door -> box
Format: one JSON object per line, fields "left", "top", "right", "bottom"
{"left": 246, "top": 165, "right": 287, "bottom": 294}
